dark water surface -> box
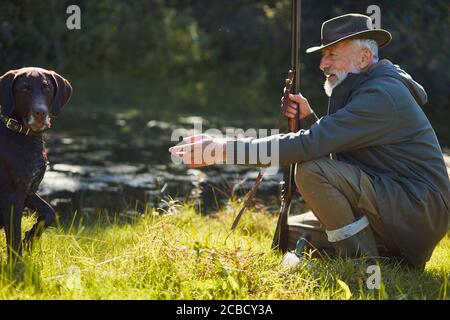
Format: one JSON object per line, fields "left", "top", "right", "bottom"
{"left": 41, "top": 112, "right": 285, "bottom": 219}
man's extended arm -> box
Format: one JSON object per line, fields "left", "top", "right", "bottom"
{"left": 226, "top": 87, "right": 396, "bottom": 167}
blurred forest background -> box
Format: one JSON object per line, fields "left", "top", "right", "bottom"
{"left": 0, "top": 0, "right": 449, "bottom": 141}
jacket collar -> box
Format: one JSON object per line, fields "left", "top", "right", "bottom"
{"left": 327, "top": 60, "right": 392, "bottom": 115}
{"left": 328, "top": 72, "right": 367, "bottom": 115}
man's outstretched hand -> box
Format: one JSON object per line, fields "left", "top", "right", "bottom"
{"left": 169, "top": 134, "right": 226, "bottom": 167}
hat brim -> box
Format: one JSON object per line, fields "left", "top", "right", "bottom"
{"left": 306, "top": 29, "right": 392, "bottom": 53}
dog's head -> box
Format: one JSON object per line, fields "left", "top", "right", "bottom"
{"left": 0, "top": 67, "right": 72, "bottom": 132}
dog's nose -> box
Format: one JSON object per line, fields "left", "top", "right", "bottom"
{"left": 32, "top": 105, "right": 49, "bottom": 119}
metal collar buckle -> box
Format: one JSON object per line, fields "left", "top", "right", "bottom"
{"left": 6, "top": 118, "right": 30, "bottom": 135}
{"left": 6, "top": 118, "right": 22, "bottom": 131}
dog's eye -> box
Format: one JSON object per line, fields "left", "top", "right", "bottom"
{"left": 42, "top": 82, "right": 50, "bottom": 91}
{"left": 21, "top": 84, "right": 32, "bottom": 93}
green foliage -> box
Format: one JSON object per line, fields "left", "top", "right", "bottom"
{"left": 1, "top": 1, "right": 448, "bottom": 139}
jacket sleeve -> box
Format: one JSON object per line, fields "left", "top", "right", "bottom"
{"left": 300, "top": 112, "right": 319, "bottom": 130}
{"left": 226, "top": 87, "right": 398, "bottom": 166}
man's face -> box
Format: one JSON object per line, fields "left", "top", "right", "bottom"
{"left": 319, "top": 40, "right": 362, "bottom": 96}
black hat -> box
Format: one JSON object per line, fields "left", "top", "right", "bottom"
{"left": 306, "top": 13, "right": 392, "bottom": 53}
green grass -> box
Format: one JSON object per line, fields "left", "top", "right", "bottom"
{"left": 0, "top": 202, "right": 449, "bottom": 300}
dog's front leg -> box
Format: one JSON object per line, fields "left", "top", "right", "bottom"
{"left": 23, "top": 194, "right": 55, "bottom": 251}
{"left": 1, "top": 195, "right": 25, "bottom": 265}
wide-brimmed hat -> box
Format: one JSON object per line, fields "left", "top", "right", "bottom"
{"left": 306, "top": 13, "right": 392, "bottom": 53}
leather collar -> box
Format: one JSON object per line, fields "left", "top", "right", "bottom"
{"left": 0, "top": 106, "right": 43, "bottom": 137}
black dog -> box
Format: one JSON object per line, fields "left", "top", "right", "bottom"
{"left": 0, "top": 67, "right": 72, "bottom": 264}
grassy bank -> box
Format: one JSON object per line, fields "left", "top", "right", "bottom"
{"left": 0, "top": 202, "right": 448, "bottom": 300}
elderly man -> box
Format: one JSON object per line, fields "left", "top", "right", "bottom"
{"left": 169, "top": 14, "right": 450, "bottom": 269}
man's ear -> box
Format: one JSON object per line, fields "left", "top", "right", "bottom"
{"left": 0, "top": 70, "right": 18, "bottom": 116}
{"left": 49, "top": 71, "right": 73, "bottom": 116}
{"left": 359, "top": 48, "right": 373, "bottom": 69}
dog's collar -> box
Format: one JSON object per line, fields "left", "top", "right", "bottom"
{"left": 0, "top": 106, "right": 43, "bottom": 137}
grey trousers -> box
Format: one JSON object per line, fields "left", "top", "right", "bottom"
{"left": 295, "top": 157, "right": 399, "bottom": 254}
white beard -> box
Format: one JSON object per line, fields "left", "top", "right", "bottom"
{"left": 323, "top": 64, "right": 361, "bottom": 97}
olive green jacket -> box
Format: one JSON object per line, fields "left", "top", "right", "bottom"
{"left": 226, "top": 60, "right": 450, "bottom": 267}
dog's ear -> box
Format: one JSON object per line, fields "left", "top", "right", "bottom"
{"left": 0, "top": 70, "right": 19, "bottom": 116}
{"left": 49, "top": 71, "right": 72, "bottom": 116}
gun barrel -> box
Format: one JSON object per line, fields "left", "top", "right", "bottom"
{"left": 272, "top": 0, "right": 302, "bottom": 252}
{"left": 288, "top": 0, "right": 301, "bottom": 133}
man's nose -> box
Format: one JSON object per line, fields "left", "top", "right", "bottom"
{"left": 320, "top": 56, "right": 330, "bottom": 71}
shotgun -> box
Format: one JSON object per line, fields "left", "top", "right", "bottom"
{"left": 271, "top": 0, "right": 301, "bottom": 252}
{"left": 230, "top": 0, "right": 302, "bottom": 235}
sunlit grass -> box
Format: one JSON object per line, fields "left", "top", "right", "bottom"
{"left": 0, "top": 202, "right": 448, "bottom": 300}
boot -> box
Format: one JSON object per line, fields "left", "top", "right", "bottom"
{"left": 325, "top": 216, "right": 379, "bottom": 259}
